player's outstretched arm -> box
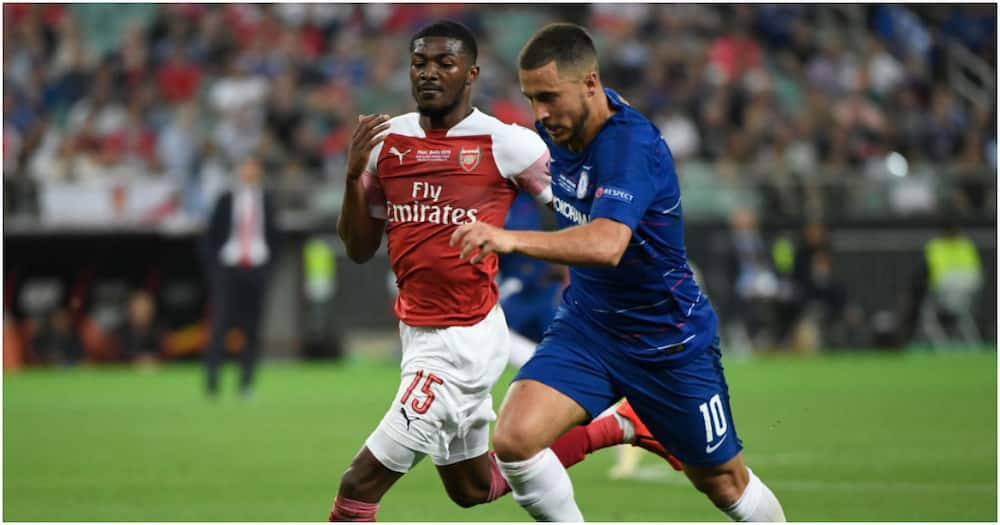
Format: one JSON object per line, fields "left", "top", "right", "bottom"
{"left": 450, "top": 218, "right": 631, "bottom": 267}
{"left": 338, "top": 114, "right": 390, "bottom": 263}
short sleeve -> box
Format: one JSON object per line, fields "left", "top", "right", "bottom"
{"left": 589, "top": 132, "right": 660, "bottom": 231}
{"left": 493, "top": 124, "right": 552, "bottom": 204}
{"left": 366, "top": 141, "right": 385, "bottom": 175}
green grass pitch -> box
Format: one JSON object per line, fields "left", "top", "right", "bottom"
{"left": 4, "top": 350, "right": 996, "bottom": 521}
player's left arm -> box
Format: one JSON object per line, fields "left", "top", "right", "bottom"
{"left": 451, "top": 218, "right": 631, "bottom": 267}
{"left": 497, "top": 123, "right": 554, "bottom": 206}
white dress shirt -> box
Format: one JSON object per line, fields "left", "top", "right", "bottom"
{"left": 220, "top": 185, "right": 270, "bottom": 267}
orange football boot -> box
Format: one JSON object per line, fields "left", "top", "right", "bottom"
{"left": 616, "top": 400, "right": 684, "bottom": 471}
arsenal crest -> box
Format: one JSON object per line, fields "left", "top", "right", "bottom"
{"left": 459, "top": 146, "right": 481, "bottom": 172}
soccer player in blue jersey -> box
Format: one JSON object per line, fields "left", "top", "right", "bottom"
{"left": 498, "top": 192, "right": 566, "bottom": 367}
{"left": 452, "top": 23, "right": 786, "bottom": 522}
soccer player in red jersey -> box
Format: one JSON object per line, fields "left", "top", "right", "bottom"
{"left": 330, "top": 21, "right": 679, "bottom": 522}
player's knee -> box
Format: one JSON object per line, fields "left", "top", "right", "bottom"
{"left": 492, "top": 424, "right": 543, "bottom": 462}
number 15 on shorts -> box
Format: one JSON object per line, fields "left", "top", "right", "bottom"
{"left": 698, "top": 394, "right": 728, "bottom": 453}
{"left": 400, "top": 370, "right": 444, "bottom": 414}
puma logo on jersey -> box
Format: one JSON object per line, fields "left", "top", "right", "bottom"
{"left": 399, "top": 407, "right": 420, "bottom": 430}
{"left": 389, "top": 147, "right": 411, "bottom": 165}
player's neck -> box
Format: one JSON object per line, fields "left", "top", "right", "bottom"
{"left": 567, "top": 92, "right": 614, "bottom": 153}
{"left": 419, "top": 105, "right": 474, "bottom": 133}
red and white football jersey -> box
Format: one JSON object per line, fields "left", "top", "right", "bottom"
{"left": 361, "top": 109, "right": 551, "bottom": 327}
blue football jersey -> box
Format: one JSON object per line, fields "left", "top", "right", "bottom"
{"left": 538, "top": 88, "right": 718, "bottom": 366}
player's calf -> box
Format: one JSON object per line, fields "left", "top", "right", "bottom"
{"left": 336, "top": 448, "right": 403, "bottom": 501}
{"left": 435, "top": 452, "right": 508, "bottom": 508}
{"left": 685, "top": 455, "right": 786, "bottom": 522}
{"left": 685, "top": 459, "right": 749, "bottom": 509}
{"left": 330, "top": 447, "right": 404, "bottom": 521}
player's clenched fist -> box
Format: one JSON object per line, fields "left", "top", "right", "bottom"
{"left": 346, "top": 114, "right": 391, "bottom": 181}
{"left": 450, "top": 222, "right": 517, "bottom": 264}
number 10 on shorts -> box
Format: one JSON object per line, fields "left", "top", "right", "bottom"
{"left": 400, "top": 370, "right": 444, "bottom": 414}
{"left": 698, "top": 394, "right": 728, "bottom": 443}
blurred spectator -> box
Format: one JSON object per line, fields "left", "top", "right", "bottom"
{"left": 866, "top": 36, "right": 906, "bottom": 98}
{"left": 785, "top": 222, "right": 849, "bottom": 352}
{"left": 923, "top": 85, "right": 967, "bottom": 163}
{"left": 30, "top": 307, "right": 85, "bottom": 366}
{"left": 708, "top": 7, "right": 762, "bottom": 84}
{"left": 156, "top": 45, "right": 201, "bottom": 103}
{"left": 872, "top": 5, "right": 932, "bottom": 60}
{"left": 105, "top": 97, "right": 160, "bottom": 174}
{"left": 200, "top": 155, "right": 279, "bottom": 399}
{"left": 657, "top": 107, "right": 701, "bottom": 160}
{"left": 158, "top": 104, "right": 201, "bottom": 198}
{"left": 725, "top": 208, "right": 781, "bottom": 351}
{"left": 264, "top": 71, "right": 304, "bottom": 155}
{"left": 300, "top": 237, "right": 344, "bottom": 360}
{"left": 911, "top": 219, "right": 984, "bottom": 347}
{"left": 119, "top": 290, "right": 163, "bottom": 367}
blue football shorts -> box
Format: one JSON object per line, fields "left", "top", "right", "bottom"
{"left": 514, "top": 317, "right": 743, "bottom": 467}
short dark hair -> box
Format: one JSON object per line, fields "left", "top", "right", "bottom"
{"left": 410, "top": 20, "right": 478, "bottom": 63}
{"left": 519, "top": 23, "right": 597, "bottom": 74}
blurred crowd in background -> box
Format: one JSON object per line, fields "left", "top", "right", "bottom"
{"left": 4, "top": 3, "right": 996, "bottom": 223}
{"left": 3, "top": 3, "right": 995, "bottom": 369}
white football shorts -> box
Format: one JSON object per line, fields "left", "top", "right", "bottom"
{"left": 366, "top": 304, "right": 510, "bottom": 473}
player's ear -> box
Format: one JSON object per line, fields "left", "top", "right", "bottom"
{"left": 466, "top": 64, "right": 480, "bottom": 85}
{"left": 584, "top": 70, "right": 599, "bottom": 97}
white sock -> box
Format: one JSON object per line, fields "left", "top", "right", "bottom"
{"left": 497, "top": 449, "right": 584, "bottom": 522}
{"left": 722, "top": 467, "right": 786, "bottom": 522}
{"left": 613, "top": 412, "right": 635, "bottom": 443}
{"left": 508, "top": 331, "right": 537, "bottom": 369}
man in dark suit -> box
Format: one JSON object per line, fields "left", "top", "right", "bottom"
{"left": 201, "top": 155, "right": 278, "bottom": 398}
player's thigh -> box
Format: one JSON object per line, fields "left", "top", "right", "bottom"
{"left": 620, "top": 341, "right": 743, "bottom": 467}
{"left": 495, "top": 326, "right": 617, "bottom": 459}
{"left": 493, "top": 379, "right": 591, "bottom": 461}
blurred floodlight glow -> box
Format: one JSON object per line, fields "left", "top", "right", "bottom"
{"left": 887, "top": 152, "right": 909, "bottom": 177}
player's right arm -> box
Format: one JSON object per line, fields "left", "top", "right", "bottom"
{"left": 338, "top": 114, "right": 390, "bottom": 263}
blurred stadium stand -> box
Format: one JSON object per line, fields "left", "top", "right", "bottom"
{"left": 3, "top": 4, "right": 996, "bottom": 367}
